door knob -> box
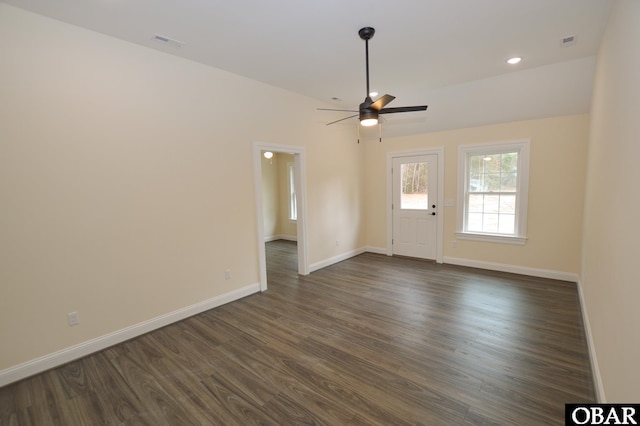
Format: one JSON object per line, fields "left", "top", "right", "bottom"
{"left": 431, "top": 212, "right": 436, "bottom": 216}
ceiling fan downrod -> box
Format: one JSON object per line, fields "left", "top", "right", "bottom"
{"left": 358, "top": 27, "right": 375, "bottom": 101}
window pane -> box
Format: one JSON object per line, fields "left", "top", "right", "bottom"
{"left": 483, "top": 213, "right": 499, "bottom": 233}
{"left": 467, "top": 212, "right": 484, "bottom": 232}
{"left": 498, "top": 214, "right": 515, "bottom": 234}
{"left": 501, "top": 152, "right": 518, "bottom": 172}
{"left": 468, "top": 194, "right": 484, "bottom": 213}
{"left": 499, "top": 195, "right": 516, "bottom": 214}
{"left": 469, "top": 156, "right": 483, "bottom": 179}
{"left": 483, "top": 155, "right": 500, "bottom": 173}
{"left": 500, "top": 172, "right": 517, "bottom": 191}
{"left": 469, "top": 178, "right": 485, "bottom": 192}
{"left": 484, "top": 195, "right": 500, "bottom": 213}
{"left": 400, "top": 162, "right": 428, "bottom": 209}
{"left": 484, "top": 173, "right": 502, "bottom": 192}
{"left": 468, "top": 152, "right": 519, "bottom": 193}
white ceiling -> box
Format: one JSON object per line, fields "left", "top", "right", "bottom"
{"left": 3, "top": 0, "right": 613, "bottom": 137}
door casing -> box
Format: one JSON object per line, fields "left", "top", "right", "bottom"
{"left": 252, "top": 141, "right": 309, "bottom": 292}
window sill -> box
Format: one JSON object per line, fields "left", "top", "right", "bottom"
{"left": 456, "top": 232, "right": 527, "bottom": 245}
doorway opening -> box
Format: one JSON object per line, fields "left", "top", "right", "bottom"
{"left": 253, "top": 142, "right": 308, "bottom": 292}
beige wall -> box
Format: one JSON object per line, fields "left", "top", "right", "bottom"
{"left": 582, "top": 0, "right": 640, "bottom": 401}
{"left": 364, "top": 114, "right": 589, "bottom": 275}
{"left": 0, "top": 5, "right": 360, "bottom": 373}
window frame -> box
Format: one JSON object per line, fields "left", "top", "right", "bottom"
{"left": 456, "top": 140, "right": 530, "bottom": 245}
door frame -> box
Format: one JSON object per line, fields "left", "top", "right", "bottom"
{"left": 386, "top": 148, "right": 444, "bottom": 263}
{"left": 252, "top": 141, "right": 309, "bottom": 292}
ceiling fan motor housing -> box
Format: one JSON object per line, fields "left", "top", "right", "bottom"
{"left": 359, "top": 108, "right": 378, "bottom": 123}
{"left": 359, "top": 97, "right": 378, "bottom": 122}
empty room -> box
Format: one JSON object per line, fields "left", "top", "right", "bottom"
{"left": 1, "top": 0, "right": 639, "bottom": 424}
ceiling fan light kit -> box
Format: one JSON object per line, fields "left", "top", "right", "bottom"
{"left": 360, "top": 109, "right": 378, "bottom": 126}
{"left": 318, "top": 26, "right": 428, "bottom": 139}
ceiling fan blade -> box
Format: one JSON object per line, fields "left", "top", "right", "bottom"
{"left": 326, "top": 114, "right": 359, "bottom": 126}
{"left": 370, "top": 94, "right": 396, "bottom": 111}
{"left": 379, "top": 105, "right": 428, "bottom": 114}
{"left": 317, "top": 108, "right": 359, "bottom": 112}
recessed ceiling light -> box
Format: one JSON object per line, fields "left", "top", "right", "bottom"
{"left": 561, "top": 35, "right": 577, "bottom": 47}
{"left": 506, "top": 57, "right": 522, "bottom": 65}
{"left": 369, "top": 91, "right": 379, "bottom": 98}
{"left": 152, "top": 34, "right": 184, "bottom": 49}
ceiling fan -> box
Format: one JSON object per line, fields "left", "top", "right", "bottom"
{"left": 319, "top": 27, "right": 428, "bottom": 127}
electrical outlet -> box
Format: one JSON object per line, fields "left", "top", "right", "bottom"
{"left": 225, "top": 269, "right": 231, "bottom": 280}
{"left": 336, "top": 240, "right": 340, "bottom": 246}
{"left": 452, "top": 241, "right": 458, "bottom": 248}
{"left": 67, "top": 311, "right": 80, "bottom": 326}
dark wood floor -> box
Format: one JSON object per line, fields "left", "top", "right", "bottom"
{"left": 0, "top": 240, "right": 595, "bottom": 425}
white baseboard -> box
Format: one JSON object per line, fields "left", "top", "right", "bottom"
{"left": 576, "top": 278, "right": 606, "bottom": 402}
{"left": 362, "top": 251, "right": 577, "bottom": 281}
{"left": 308, "top": 246, "right": 388, "bottom": 273}
{"left": 363, "top": 246, "right": 388, "bottom": 255}
{"left": 443, "top": 256, "right": 606, "bottom": 398}
{"left": 264, "top": 235, "right": 297, "bottom": 242}
{"left": 0, "top": 283, "right": 260, "bottom": 388}
{"left": 309, "top": 248, "right": 366, "bottom": 273}
{"left": 443, "top": 256, "right": 579, "bottom": 282}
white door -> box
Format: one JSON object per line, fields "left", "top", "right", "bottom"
{"left": 392, "top": 154, "right": 438, "bottom": 259}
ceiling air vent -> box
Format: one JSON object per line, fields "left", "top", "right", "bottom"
{"left": 561, "top": 35, "right": 577, "bottom": 47}
{"left": 152, "top": 34, "right": 184, "bottom": 49}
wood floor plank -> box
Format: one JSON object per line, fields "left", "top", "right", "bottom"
{"left": 297, "top": 336, "right": 471, "bottom": 425}
{"left": 0, "top": 239, "right": 595, "bottom": 424}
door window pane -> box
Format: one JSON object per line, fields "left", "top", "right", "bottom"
{"left": 400, "top": 162, "right": 428, "bottom": 210}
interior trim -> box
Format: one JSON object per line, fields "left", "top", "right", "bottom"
{"left": 0, "top": 283, "right": 260, "bottom": 388}
{"left": 576, "top": 278, "right": 606, "bottom": 402}
{"left": 443, "top": 256, "right": 579, "bottom": 282}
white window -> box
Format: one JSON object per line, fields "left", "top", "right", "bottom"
{"left": 288, "top": 163, "right": 297, "bottom": 221}
{"left": 457, "top": 140, "right": 530, "bottom": 244}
